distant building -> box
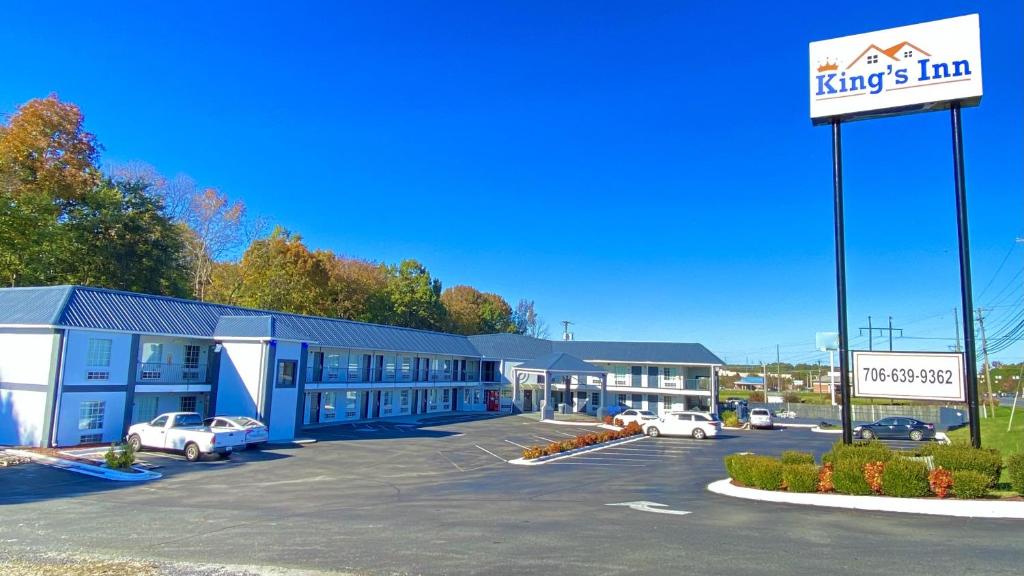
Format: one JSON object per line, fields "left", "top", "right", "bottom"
{"left": 734, "top": 376, "right": 764, "bottom": 390}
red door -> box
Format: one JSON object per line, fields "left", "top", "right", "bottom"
{"left": 486, "top": 390, "right": 500, "bottom": 411}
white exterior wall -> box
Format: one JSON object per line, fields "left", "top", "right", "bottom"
{"left": 55, "top": 390, "right": 127, "bottom": 447}
{"left": 268, "top": 341, "right": 301, "bottom": 441}
{"left": 0, "top": 389, "right": 47, "bottom": 446}
{"left": 0, "top": 329, "right": 55, "bottom": 446}
{"left": 216, "top": 340, "right": 267, "bottom": 418}
{"left": 62, "top": 330, "right": 132, "bottom": 386}
{"left": 0, "top": 329, "right": 55, "bottom": 385}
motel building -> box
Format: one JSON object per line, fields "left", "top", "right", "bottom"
{"left": 0, "top": 286, "right": 723, "bottom": 448}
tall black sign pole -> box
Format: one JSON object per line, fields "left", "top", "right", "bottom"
{"left": 831, "top": 118, "right": 854, "bottom": 445}
{"left": 951, "top": 102, "right": 981, "bottom": 448}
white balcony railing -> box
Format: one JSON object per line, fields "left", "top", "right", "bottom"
{"left": 137, "top": 362, "right": 208, "bottom": 383}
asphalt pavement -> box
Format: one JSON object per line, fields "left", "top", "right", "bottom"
{"left": 0, "top": 413, "right": 1019, "bottom": 575}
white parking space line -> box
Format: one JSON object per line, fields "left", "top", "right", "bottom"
{"left": 532, "top": 435, "right": 559, "bottom": 443}
{"left": 504, "top": 439, "right": 529, "bottom": 449}
{"left": 475, "top": 445, "right": 507, "bottom": 463}
{"left": 569, "top": 455, "right": 651, "bottom": 462}
{"left": 548, "top": 461, "right": 646, "bottom": 467}
{"left": 600, "top": 447, "right": 694, "bottom": 454}
{"left": 552, "top": 431, "right": 578, "bottom": 438}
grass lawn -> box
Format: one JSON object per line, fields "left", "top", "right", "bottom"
{"left": 948, "top": 405, "right": 1024, "bottom": 457}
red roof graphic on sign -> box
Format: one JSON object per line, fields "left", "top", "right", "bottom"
{"left": 845, "top": 41, "right": 933, "bottom": 70}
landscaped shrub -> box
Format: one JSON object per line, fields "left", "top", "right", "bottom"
{"left": 519, "top": 419, "right": 645, "bottom": 459}
{"left": 929, "top": 467, "right": 954, "bottom": 498}
{"left": 832, "top": 461, "right": 874, "bottom": 495}
{"left": 720, "top": 410, "right": 739, "bottom": 427}
{"left": 613, "top": 418, "right": 624, "bottom": 427}
{"left": 924, "top": 444, "right": 1003, "bottom": 487}
{"left": 724, "top": 454, "right": 781, "bottom": 489}
{"left": 783, "top": 463, "right": 819, "bottom": 493}
{"left": 103, "top": 442, "right": 135, "bottom": 470}
{"left": 602, "top": 415, "right": 614, "bottom": 425}
{"left": 522, "top": 446, "right": 544, "bottom": 459}
{"left": 863, "top": 461, "right": 886, "bottom": 494}
{"left": 824, "top": 440, "right": 894, "bottom": 467}
{"left": 817, "top": 463, "right": 834, "bottom": 492}
{"left": 1007, "top": 453, "right": 1024, "bottom": 495}
{"left": 880, "top": 459, "right": 930, "bottom": 498}
{"left": 783, "top": 391, "right": 801, "bottom": 403}
{"left": 952, "top": 470, "right": 990, "bottom": 499}
{"left": 781, "top": 450, "right": 815, "bottom": 466}
{"left": 750, "top": 457, "right": 783, "bottom": 490}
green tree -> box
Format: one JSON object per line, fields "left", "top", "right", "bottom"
{"left": 57, "top": 178, "right": 189, "bottom": 295}
{"left": 386, "top": 259, "right": 447, "bottom": 331}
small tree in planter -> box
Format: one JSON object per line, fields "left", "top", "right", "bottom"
{"left": 104, "top": 442, "right": 136, "bottom": 470}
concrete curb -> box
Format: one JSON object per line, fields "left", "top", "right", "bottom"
{"left": 811, "top": 426, "right": 843, "bottom": 434}
{"left": 777, "top": 422, "right": 816, "bottom": 429}
{"left": 538, "top": 419, "right": 604, "bottom": 427}
{"left": 707, "top": 478, "right": 1024, "bottom": 519}
{"left": 4, "top": 448, "right": 161, "bottom": 482}
{"left": 509, "top": 435, "right": 646, "bottom": 466}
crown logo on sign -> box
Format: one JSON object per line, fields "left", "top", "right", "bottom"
{"left": 817, "top": 59, "right": 838, "bottom": 73}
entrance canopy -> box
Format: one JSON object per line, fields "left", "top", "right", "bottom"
{"left": 513, "top": 352, "right": 605, "bottom": 374}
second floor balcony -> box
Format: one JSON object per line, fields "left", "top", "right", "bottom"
{"left": 608, "top": 377, "right": 712, "bottom": 391}
{"left": 137, "top": 362, "right": 209, "bottom": 384}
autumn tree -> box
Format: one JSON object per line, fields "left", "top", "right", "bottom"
{"left": 441, "top": 285, "right": 516, "bottom": 335}
{"left": 319, "top": 254, "right": 393, "bottom": 323}
{"left": 0, "top": 95, "right": 103, "bottom": 286}
{"left": 219, "top": 227, "right": 329, "bottom": 315}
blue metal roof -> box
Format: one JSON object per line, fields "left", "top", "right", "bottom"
{"left": 513, "top": 352, "right": 605, "bottom": 373}
{"left": 553, "top": 340, "right": 724, "bottom": 365}
{"left": 467, "top": 334, "right": 554, "bottom": 360}
{"left": 0, "top": 285, "right": 74, "bottom": 326}
{"left": 0, "top": 286, "right": 480, "bottom": 357}
{"left": 0, "top": 286, "right": 722, "bottom": 363}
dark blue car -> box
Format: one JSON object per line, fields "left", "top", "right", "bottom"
{"left": 606, "top": 402, "right": 632, "bottom": 418}
{"left": 855, "top": 417, "right": 935, "bottom": 441}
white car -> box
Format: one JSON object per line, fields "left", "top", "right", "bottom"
{"left": 204, "top": 416, "right": 269, "bottom": 448}
{"left": 615, "top": 409, "right": 659, "bottom": 427}
{"left": 642, "top": 411, "right": 721, "bottom": 440}
{"left": 749, "top": 408, "right": 774, "bottom": 429}
{"left": 127, "top": 412, "right": 247, "bottom": 461}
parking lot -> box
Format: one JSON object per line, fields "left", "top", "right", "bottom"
{"left": 1, "top": 414, "right": 1021, "bottom": 575}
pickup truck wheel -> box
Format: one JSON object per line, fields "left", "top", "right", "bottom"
{"left": 128, "top": 434, "right": 142, "bottom": 452}
{"left": 184, "top": 443, "right": 201, "bottom": 462}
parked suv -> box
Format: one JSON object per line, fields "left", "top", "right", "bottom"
{"left": 749, "top": 408, "right": 773, "bottom": 429}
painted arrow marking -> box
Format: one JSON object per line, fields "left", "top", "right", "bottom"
{"left": 605, "top": 501, "right": 691, "bottom": 516}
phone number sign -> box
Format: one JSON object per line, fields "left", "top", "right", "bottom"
{"left": 853, "top": 351, "right": 965, "bottom": 401}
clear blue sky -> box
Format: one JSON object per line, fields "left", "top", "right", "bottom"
{"left": 2, "top": 1, "right": 1021, "bottom": 365}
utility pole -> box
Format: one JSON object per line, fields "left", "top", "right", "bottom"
{"left": 560, "top": 320, "right": 573, "bottom": 341}
{"left": 860, "top": 316, "right": 903, "bottom": 351}
{"left": 953, "top": 307, "right": 962, "bottom": 352}
{"left": 761, "top": 362, "right": 768, "bottom": 402}
{"left": 977, "top": 308, "right": 994, "bottom": 418}
{"left": 776, "top": 345, "right": 781, "bottom": 393}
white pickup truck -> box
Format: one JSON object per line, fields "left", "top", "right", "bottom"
{"left": 126, "top": 412, "right": 247, "bottom": 461}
